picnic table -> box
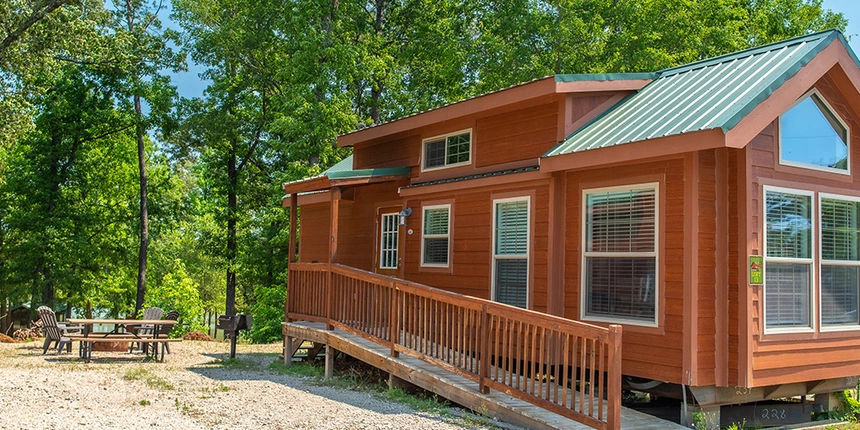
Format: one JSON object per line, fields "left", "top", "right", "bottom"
{"left": 66, "top": 318, "right": 180, "bottom": 362}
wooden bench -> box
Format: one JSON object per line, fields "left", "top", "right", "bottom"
{"left": 66, "top": 335, "right": 181, "bottom": 362}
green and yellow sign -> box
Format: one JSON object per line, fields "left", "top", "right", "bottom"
{"left": 749, "top": 255, "right": 763, "bottom": 285}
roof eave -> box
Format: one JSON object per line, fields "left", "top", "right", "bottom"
{"left": 540, "top": 128, "right": 726, "bottom": 173}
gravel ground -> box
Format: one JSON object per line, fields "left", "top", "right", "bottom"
{"left": 0, "top": 339, "right": 493, "bottom": 429}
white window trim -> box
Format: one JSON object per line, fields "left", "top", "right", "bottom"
{"left": 421, "top": 204, "right": 451, "bottom": 268}
{"left": 420, "top": 128, "right": 472, "bottom": 172}
{"left": 778, "top": 88, "right": 851, "bottom": 176}
{"left": 379, "top": 212, "right": 399, "bottom": 270}
{"left": 818, "top": 192, "right": 860, "bottom": 332}
{"left": 491, "top": 196, "right": 531, "bottom": 308}
{"left": 580, "top": 182, "right": 660, "bottom": 327}
{"left": 762, "top": 185, "right": 816, "bottom": 335}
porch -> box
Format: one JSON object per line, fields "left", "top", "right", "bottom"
{"left": 283, "top": 262, "right": 683, "bottom": 430}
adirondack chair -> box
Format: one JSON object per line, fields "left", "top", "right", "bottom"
{"left": 130, "top": 307, "right": 163, "bottom": 353}
{"left": 156, "top": 310, "right": 179, "bottom": 355}
{"left": 37, "top": 306, "right": 81, "bottom": 354}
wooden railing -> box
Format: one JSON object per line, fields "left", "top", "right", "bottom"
{"left": 287, "top": 262, "right": 622, "bottom": 430}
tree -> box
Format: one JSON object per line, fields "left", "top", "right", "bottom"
{"left": 109, "top": 0, "right": 184, "bottom": 314}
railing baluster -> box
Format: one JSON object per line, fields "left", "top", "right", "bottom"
{"left": 287, "top": 263, "right": 621, "bottom": 429}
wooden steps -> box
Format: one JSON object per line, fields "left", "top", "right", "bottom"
{"left": 283, "top": 321, "right": 685, "bottom": 430}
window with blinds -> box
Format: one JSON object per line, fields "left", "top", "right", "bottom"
{"left": 582, "top": 185, "right": 658, "bottom": 325}
{"left": 821, "top": 196, "right": 860, "bottom": 327}
{"left": 422, "top": 130, "right": 471, "bottom": 171}
{"left": 422, "top": 205, "right": 450, "bottom": 266}
{"left": 379, "top": 213, "right": 399, "bottom": 270}
{"left": 493, "top": 198, "right": 529, "bottom": 308}
{"left": 764, "top": 189, "right": 813, "bottom": 330}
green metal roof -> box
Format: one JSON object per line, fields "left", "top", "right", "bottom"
{"left": 403, "top": 165, "right": 540, "bottom": 189}
{"left": 545, "top": 30, "right": 857, "bottom": 158}
{"left": 555, "top": 73, "right": 656, "bottom": 82}
{"left": 322, "top": 155, "right": 411, "bottom": 179}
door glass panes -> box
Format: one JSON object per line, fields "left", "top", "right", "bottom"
{"left": 379, "top": 213, "right": 398, "bottom": 270}
{"left": 781, "top": 94, "right": 848, "bottom": 171}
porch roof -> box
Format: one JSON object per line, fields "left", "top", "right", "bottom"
{"left": 282, "top": 155, "right": 411, "bottom": 195}
{"left": 544, "top": 29, "right": 859, "bottom": 158}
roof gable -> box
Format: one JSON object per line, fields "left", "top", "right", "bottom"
{"left": 544, "top": 30, "right": 859, "bottom": 158}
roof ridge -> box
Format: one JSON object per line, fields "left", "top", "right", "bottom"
{"left": 658, "top": 29, "right": 839, "bottom": 78}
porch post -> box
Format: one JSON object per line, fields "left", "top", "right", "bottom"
{"left": 284, "top": 194, "right": 298, "bottom": 366}
{"left": 327, "top": 187, "right": 341, "bottom": 330}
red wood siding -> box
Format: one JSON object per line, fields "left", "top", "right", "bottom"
{"left": 336, "top": 182, "right": 405, "bottom": 271}
{"left": 748, "top": 72, "right": 860, "bottom": 386}
{"left": 564, "top": 158, "right": 686, "bottom": 384}
{"left": 353, "top": 135, "right": 421, "bottom": 170}
{"left": 697, "top": 150, "right": 718, "bottom": 387}
{"left": 401, "top": 182, "right": 551, "bottom": 312}
{"left": 298, "top": 203, "right": 330, "bottom": 263}
{"left": 474, "top": 102, "right": 559, "bottom": 168}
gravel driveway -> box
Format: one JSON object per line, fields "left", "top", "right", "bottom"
{"left": 0, "top": 340, "right": 492, "bottom": 429}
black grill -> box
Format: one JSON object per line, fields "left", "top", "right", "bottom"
{"left": 218, "top": 314, "right": 252, "bottom": 358}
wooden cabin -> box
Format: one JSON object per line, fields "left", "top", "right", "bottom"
{"left": 283, "top": 30, "right": 860, "bottom": 427}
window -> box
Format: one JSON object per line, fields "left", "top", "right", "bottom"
{"left": 422, "top": 130, "right": 471, "bottom": 171}
{"left": 493, "top": 197, "right": 529, "bottom": 308}
{"left": 379, "top": 213, "right": 399, "bottom": 269}
{"left": 582, "top": 184, "right": 658, "bottom": 325}
{"left": 422, "top": 205, "right": 450, "bottom": 267}
{"left": 779, "top": 90, "right": 849, "bottom": 174}
{"left": 764, "top": 188, "right": 813, "bottom": 331}
{"left": 820, "top": 195, "right": 860, "bottom": 328}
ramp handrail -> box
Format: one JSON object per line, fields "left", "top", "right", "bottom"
{"left": 287, "top": 262, "right": 621, "bottom": 430}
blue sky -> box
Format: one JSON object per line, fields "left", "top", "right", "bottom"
{"left": 164, "top": 1, "right": 860, "bottom": 100}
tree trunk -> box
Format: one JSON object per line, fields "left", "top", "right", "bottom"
{"left": 0, "top": 299, "right": 7, "bottom": 335}
{"left": 134, "top": 94, "right": 149, "bottom": 315}
{"left": 225, "top": 136, "right": 238, "bottom": 316}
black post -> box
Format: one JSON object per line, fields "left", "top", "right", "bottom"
{"left": 230, "top": 330, "right": 237, "bottom": 358}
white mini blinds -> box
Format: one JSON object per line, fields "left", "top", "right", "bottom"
{"left": 763, "top": 188, "right": 860, "bottom": 332}
{"left": 422, "top": 205, "right": 450, "bottom": 266}
{"left": 583, "top": 185, "right": 658, "bottom": 325}
{"left": 820, "top": 197, "right": 860, "bottom": 327}
{"left": 780, "top": 91, "right": 849, "bottom": 173}
{"left": 423, "top": 131, "right": 471, "bottom": 170}
{"left": 764, "top": 190, "right": 813, "bottom": 330}
{"left": 493, "top": 198, "right": 529, "bottom": 309}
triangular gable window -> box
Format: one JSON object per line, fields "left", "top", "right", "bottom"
{"left": 780, "top": 90, "right": 849, "bottom": 174}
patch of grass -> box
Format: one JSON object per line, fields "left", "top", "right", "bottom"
{"left": 138, "top": 399, "right": 151, "bottom": 406}
{"left": 173, "top": 398, "right": 200, "bottom": 417}
{"left": 123, "top": 367, "right": 174, "bottom": 391}
{"left": 384, "top": 387, "right": 449, "bottom": 414}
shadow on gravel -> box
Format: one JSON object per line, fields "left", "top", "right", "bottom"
{"left": 188, "top": 352, "right": 458, "bottom": 422}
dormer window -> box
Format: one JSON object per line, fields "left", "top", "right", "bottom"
{"left": 779, "top": 90, "right": 849, "bottom": 174}
{"left": 422, "top": 130, "right": 471, "bottom": 171}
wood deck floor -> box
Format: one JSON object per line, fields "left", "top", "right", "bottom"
{"left": 283, "top": 321, "right": 685, "bottom": 430}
